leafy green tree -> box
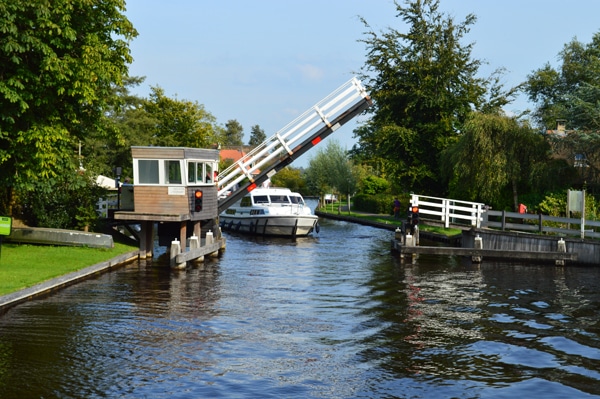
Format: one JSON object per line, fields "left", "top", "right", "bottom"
{"left": 441, "top": 112, "right": 550, "bottom": 210}
{"left": 305, "top": 140, "right": 358, "bottom": 211}
{"left": 222, "top": 119, "right": 244, "bottom": 147}
{"left": 0, "top": 0, "right": 136, "bottom": 220}
{"left": 82, "top": 76, "right": 151, "bottom": 179}
{"left": 525, "top": 32, "right": 600, "bottom": 131}
{"left": 143, "top": 86, "right": 221, "bottom": 149}
{"left": 248, "top": 124, "right": 267, "bottom": 146}
{"left": 270, "top": 167, "right": 307, "bottom": 194}
{"left": 359, "top": 175, "right": 390, "bottom": 196}
{"left": 355, "top": 0, "right": 515, "bottom": 195}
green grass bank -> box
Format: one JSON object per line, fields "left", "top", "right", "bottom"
{"left": 0, "top": 242, "right": 138, "bottom": 296}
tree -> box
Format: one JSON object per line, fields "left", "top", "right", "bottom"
{"left": 355, "top": 0, "right": 514, "bottom": 196}
{"left": 143, "top": 86, "right": 221, "bottom": 149}
{"left": 525, "top": 32, "right": 600, "bottom": 190}
{"left": 222, "top": 119, "right": 244, "bottom": 147}
{"left": 248, "top": 124, "right": 267, "bottom": 146}
{"left": 82, "top": 76, "right": 152, "bottom": 179}
{"left": 525, "top": 32, "right": 600, "bottom": 131}
{"left": 305, "top": 140, "right": 358, "bottom": 211}
{"left": 270, "top": 167, "right": 307, "bottom": 194}
{"left": 441, "top": 112, "right": 550, "bottom": 210}
{"left": 0, "top": 0, "right": 137, "bottom": 216}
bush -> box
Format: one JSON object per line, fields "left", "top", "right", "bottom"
{"left": 354, "top": 193, "right": 410, "bottom": 214}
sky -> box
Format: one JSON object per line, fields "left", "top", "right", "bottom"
{"left": 123, "top": 0, "right": 600, "bottom": 167}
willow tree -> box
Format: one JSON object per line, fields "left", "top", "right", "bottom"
{"left": 441, "top": 112, "right": 549, "bottom": 210}
{"left": 355, "top": 0, "right": 514, "bottom": 196}
{"left": 0, "top": 0, "right": 137, "bottom": 216}
{"left": 305, "top": 139, "right": 358, "bottom": 211}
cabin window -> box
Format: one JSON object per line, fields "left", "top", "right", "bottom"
{"left": 240, "top": 196, "right": 252, "bottom": 207}
{"left": 269, "top": 195, "right": 289, "bottom": 204}
{"left": 138, "top": 160, "right": 159, "bottom": 184}
{"left": 165, "top": 160, "right": 182, "bottom": 184}
{"left": 290, "top": 196, "right": 303, "bottom": 205}
{"left": 206, "top": 164, "right": 215, "bottom": 183}
{"left": 187, "top": 161, "right": 206, "bottom": 184}
{"left": 187, "top": 162, "right": 196, "bottom": 183}
{"left": 253, "top": 195, "right": 268, "bottom": 204}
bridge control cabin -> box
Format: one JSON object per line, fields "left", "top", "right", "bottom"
{"left": 114, "top": 146, "right": 221, "bottom": 259}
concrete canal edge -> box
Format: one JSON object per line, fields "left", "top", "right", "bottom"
{"left": 0, "top": 250, "right": 141, "bottom": 314}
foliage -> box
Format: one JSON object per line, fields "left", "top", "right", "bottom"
{"left": 525, "top": 32, "right": 600, "bottom": 131}
{"left": 537, "top": 190, "right": 600, "bottom": 228}
{"left": 359, "top": 175, "right": 390, "bottom": 195}
{"left": 0, "top": 0, "right": 137, "bottom": 216}
{"left": 14, "top": 170, "right": 107, "bottom": 230}
{"left": 270, "top": 167, "right": 307, "bottom": 194}
{"left": 545, "top": 132, "right": 600, "bottom": 189}
{"left": 353, "top": 193, "right": 399, "bottom": 214}
{"left": 82, "top": 76, "right": 150, "bottom": 180}
{"left": 355, "top": 0, "right": 516, "bottom": 196}
{"left": 305, "top": 140, "right": 358, "bottom": 199}
{"left": 248, "top": 124, "right": 267, "bottom": 146}
{"left": 222, "top": 119, "right": 244, "bottom": 146}
{"left": 441, "top": 112, "right": 550, "bottom": 210}
{"left": 143, "top": 86, "right": 221, "bottom": 149}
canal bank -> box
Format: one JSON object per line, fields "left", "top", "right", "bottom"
{"left": 0, "top": 250, "right": 141, "bottom": 314}
{"left": 316, "top": 209, "right": 600, "bottom": 266}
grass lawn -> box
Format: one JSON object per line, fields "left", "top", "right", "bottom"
{"left": 317, "top": 206, "right": 463, "bottom": 237}
{"left": 0, "top": 242, "right": 138, "bottom": 296}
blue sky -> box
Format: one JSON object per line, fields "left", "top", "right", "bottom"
{"left": 124, "top": 0, "right": 600, "bottom": 167}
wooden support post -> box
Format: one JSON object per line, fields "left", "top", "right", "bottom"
{"left": 139, "top": 221, "right": 154, "bottom": 259}
{"left": 193, "top": 221, "right": 201, "bottom": 239}
{"left": 179, "top": 221, "right": 187, "bottom": 249}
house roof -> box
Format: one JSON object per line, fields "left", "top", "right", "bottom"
{"left": 220, "top": 148, "right": 260, "bottom": 175}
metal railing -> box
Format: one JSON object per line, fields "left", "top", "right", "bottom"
{"left": 483, "top": 210, "right": 600, "bottom": 239}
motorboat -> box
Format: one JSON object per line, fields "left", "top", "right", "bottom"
{"left": 219, "top": 187, "right": 319, "bottom": 237}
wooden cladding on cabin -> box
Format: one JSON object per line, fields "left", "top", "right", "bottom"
{"left": 132, "top": 185, "right": 218, "bottom": 220}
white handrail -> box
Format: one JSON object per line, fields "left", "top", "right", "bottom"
{"left": 217, "top": 77, "right": 370, "bottom": 198}
{"left": 411, "top": 194, "right": 485, "bottom": 228}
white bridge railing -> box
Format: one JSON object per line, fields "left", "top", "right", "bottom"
{"left": 410, "top": 194, "right": 485, "bottom": 228}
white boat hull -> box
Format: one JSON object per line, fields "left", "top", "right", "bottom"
{"left": 220, "top": 214, "right": 318, "bottom": 237}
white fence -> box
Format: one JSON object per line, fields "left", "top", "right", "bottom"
{"left": 411, "top": 194, "right": 600, "bottom": 239}
{"left": 410, "top": 194, "right": 485, "bottom": 228}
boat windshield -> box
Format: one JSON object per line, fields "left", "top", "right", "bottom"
{"left": 289, "top": 195, "right": 304, "bottom": 205}
{"left": 269, "top": 195, "right": 290, "bottom": 204}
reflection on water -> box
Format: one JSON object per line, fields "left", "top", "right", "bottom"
{"left": 0, "top": 218, "right": 598, "bottom": 398}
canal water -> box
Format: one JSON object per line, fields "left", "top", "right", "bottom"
{"left": 0, "top": 216, "right": 599, "bottom": 398}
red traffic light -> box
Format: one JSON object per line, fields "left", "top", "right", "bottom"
{"left": 193, "top": 189, "right": 203, "bottom": 212}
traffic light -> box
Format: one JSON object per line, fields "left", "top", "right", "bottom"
{"left": 193, "top": 189, "right": 203, "bottom": 212}
{"left": 411, "top": 205, "right": 419, "bottom": 225}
